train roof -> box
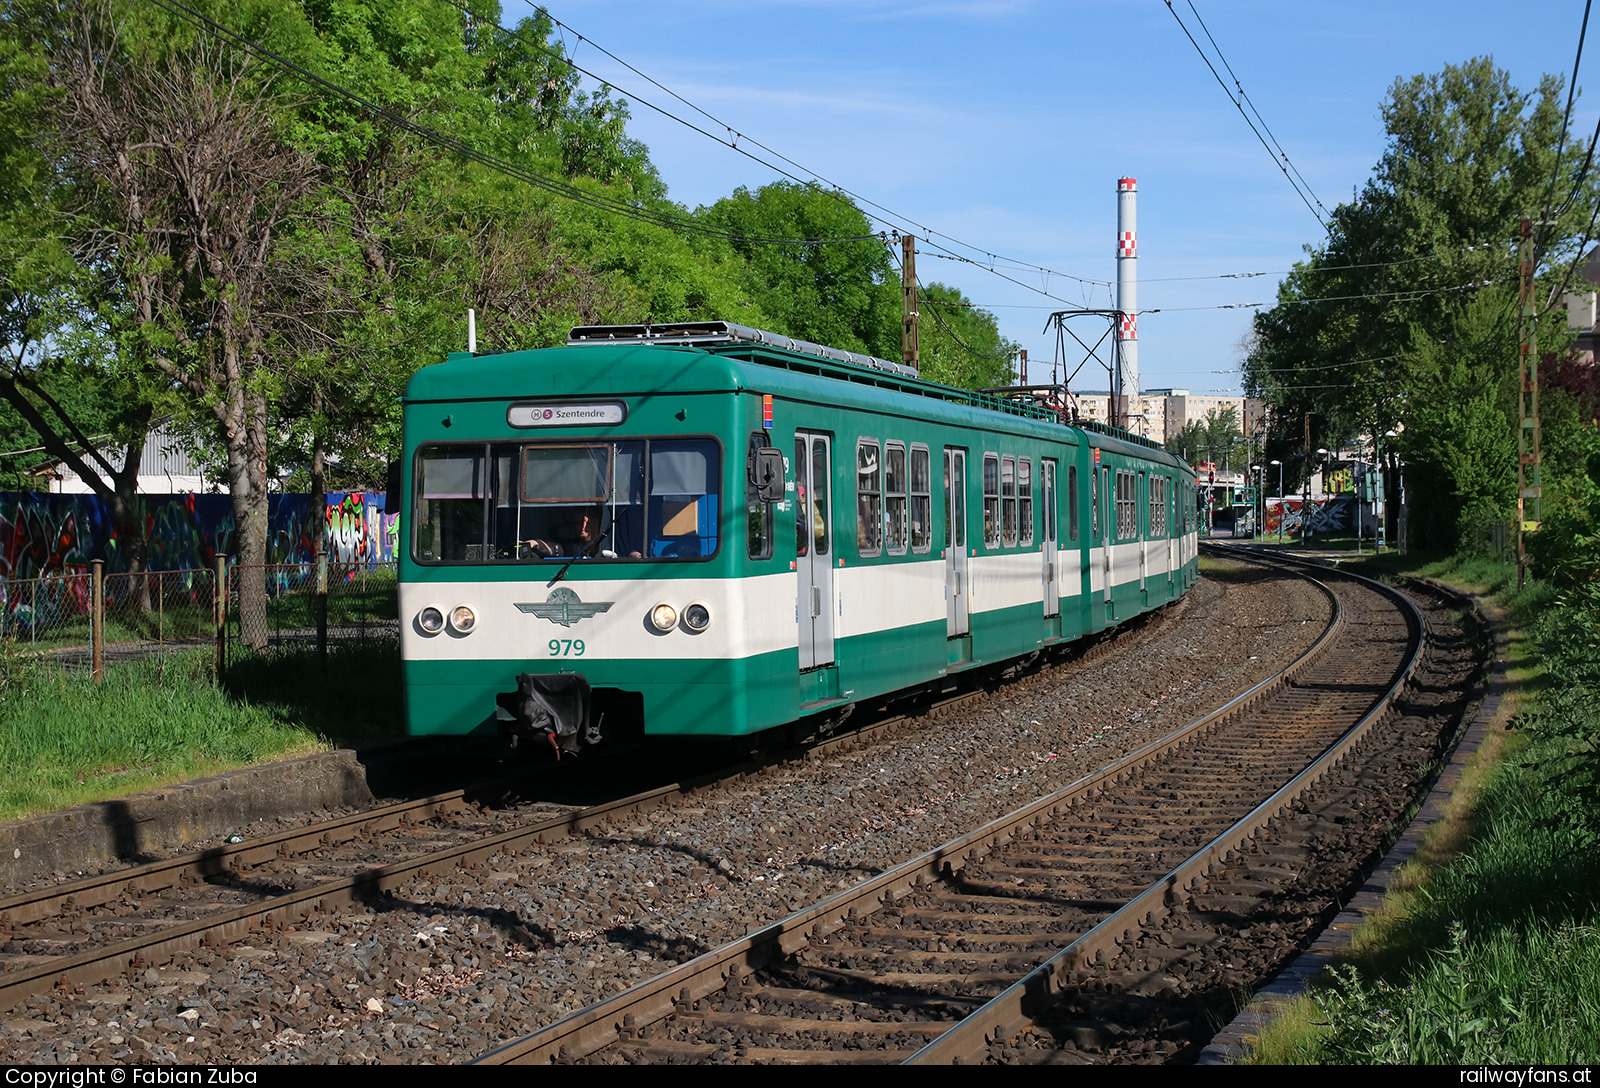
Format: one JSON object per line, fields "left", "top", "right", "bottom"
{"left": 405, "top": 321, "right": 1187, "bottom": 471}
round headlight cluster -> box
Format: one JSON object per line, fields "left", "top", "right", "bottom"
{"left": 418, "top": 604, "right": 477, "bottom": 636}
{"left": 648, "top": 601, "right": 711, "bottom": 633}
{"left": 649, "top": 603, "right": 677, "bottom": 633}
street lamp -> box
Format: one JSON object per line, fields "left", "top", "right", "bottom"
{"left": 1269, "top": 460, "right": 1283, "bottom": 544}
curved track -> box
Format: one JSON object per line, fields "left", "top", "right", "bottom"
{"left": 475, "top": 551, "right": 1436, "bottom": 1065}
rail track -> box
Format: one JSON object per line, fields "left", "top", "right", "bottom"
{"left": 0, "top": 589, "right": 1183, "bottom": 1018}
{"left": 474, "top": 549, "right": 1460, "bottom": 1065}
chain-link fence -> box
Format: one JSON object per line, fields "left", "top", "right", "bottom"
{"left": 223, "top": 561, "right": 398, "bottom": 669}
{"left": 0, "top": 558, "right": 397, "bottom": 681}
{"left": 0, "top": 565, "right": 219, "bottom": 678}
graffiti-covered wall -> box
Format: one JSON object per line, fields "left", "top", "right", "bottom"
{"left": 0, "top": 492, "right": 399, "bottom": 578}
{"left": 1264, "top": 496, "right": 1379, "bottom": 539}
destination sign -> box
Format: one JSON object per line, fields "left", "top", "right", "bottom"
{"left": 508, "top": 401, "right": 626, "bottom": 428}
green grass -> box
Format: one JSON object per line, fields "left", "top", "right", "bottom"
{"left": 1246, "top": 554, "right": 1600, "bottom": 1064}
{"left": 0, "top": 638, "right": 403, "bottom": 824}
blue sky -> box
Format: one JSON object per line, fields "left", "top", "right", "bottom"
{"left": 510, "top": 1, "right": 1592, "bottom": 395}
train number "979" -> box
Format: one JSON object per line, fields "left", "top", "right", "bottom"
{"left": 548, "top": 639, "right": 586, "bottom": 656}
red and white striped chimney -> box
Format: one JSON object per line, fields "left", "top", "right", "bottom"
{"left": 1116, "top": 177, "right": 1139, "bottom": 432}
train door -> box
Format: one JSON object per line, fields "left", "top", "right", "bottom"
{"left": 1139, "top": 471, "right": 1148, "bottom": 594}
{"left": 944, "top": 447, "right": 969, "bottom": 637}
{"left": 1041, "top": 459, "right": 1059, "bottom": 617}
{"left": 1171, "top": 476, "right": 1184, "bottom": 595}
{"left": 796, "top": 431, "right": 835, "bottom": 669}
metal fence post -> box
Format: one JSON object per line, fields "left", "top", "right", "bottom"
{"left": 91, "top": 559, "right": 104, "bottom": 683}
{"left": 213, "top": 555, "right": 227, "bottom": 685}
{"left": 316, "top": 554, "right": 328, "bottom": 665}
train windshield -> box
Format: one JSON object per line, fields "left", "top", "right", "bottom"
{"left": 412, "top": 439, "right": 720, "bottom": 563}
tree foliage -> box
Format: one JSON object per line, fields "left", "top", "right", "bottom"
{"left": 0, "top": 0, "right": 1028, "bottom": 615}
{"left": 1244, "top": 57, "right": 1600, "bottom": 557}
{"left": 916, "top": 283, "right": 1017, "bottom": 389}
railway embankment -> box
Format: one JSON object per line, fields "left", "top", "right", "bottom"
{"left": 1214, "top": 551, "right": 1600, "bottom": 1065}
{"left": 0, "top": 555, "right": 1325, "bottom": 1064}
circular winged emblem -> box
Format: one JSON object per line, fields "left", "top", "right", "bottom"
{"left": 515, "top": 587, "right": 614, "bottom": 628}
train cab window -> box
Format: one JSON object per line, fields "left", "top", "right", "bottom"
{"left": 413, "top": 445, "right": 488, "bottom": 562}
{"left": 857, "top": 439, "right": 883, "bottom": 557}
{"left": 746, "top": 433, "right": 774, "bottom": 560}
{"left": 1068, "top": 465, "right": 1079, "bottom": 542}
{"left": 885, "top": 442, "right": 908, "bottom": 555}
{"left": 1019, "top": 458, "right": 1034, "bottom": 547}
{"left": 413, "top": 439, "right": 720, "bottom": 564}
{"left": 1001, "top": 456, "right": 1017, "bottom": 547}
{"left": 983, "top": 453, "right": 1001, "bottom": 548}
{"left": 910, "top": 444, "right": 931, "bottom": 552}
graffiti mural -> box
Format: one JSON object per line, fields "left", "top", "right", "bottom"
{"left": 1263, "top": 496, "right": 1378, "bottom": 539}
{"left": 0, "top": 492, "right": 398, "bottom": 578}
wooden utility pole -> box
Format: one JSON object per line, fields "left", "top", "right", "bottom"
{"left": 1517, "top": 218, "right": 1542, "bottom": 589}
{"left": 1302, "top": 412, "right": 1311, "bottom": 547}
{"left": 901, "top": 234, "right": 920, "bottom": 371}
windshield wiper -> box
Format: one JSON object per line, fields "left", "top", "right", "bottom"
{"left": 546, "top": 505, "right": 616, "bottom": 587}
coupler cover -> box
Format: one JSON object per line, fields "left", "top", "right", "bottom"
{"left": 513, "top": 672, "right": 597, "bottom": 755}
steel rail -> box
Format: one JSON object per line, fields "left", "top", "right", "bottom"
{"left": 904, "top": 552, "right": 1425, "bottom": 1063}
{"left": 473, "top": 558, "right": 1345, "bottom": 1065}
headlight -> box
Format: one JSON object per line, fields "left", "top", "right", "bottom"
{"left": 449, "top": 605, "right": 477, "bottom": 634}
{"left": 649, "top": 603, "right": 677, "bottom": 632}
{"left": 419, "top": 606, "right": 445, "bottom": 635}
{"left": 683, "top": 603, "right": 711, "bottom": 632}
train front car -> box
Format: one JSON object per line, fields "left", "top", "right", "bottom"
{"left": 398, "top": 320, "right": 1200, "bottom": 756}
{"left": 399, "top": 328, "right": 782, "bottom": 754}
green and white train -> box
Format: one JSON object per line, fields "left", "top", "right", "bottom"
{"left": 399, "top": 321, "right": 1199, "bottom": 753}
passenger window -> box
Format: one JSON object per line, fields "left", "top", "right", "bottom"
{"left": 1068, "top": 465, "right": 1079, "bottom": 542}
{"left": 812, "top": 439, "right": 830, "bottom": 556}
{"left": 1019, "top": 458, "right": 1033, "bottom": 547}
{"left": 1001, "top": 456, "right": 1017, "bottom": 547}
{"left": 885, "top": 442, "right": 908, "bottom": 555}
{"left": 857, "top": 439, "right": 882, "bottom": 556}
{"left": 910, "top": 445, "right": 931, "bottom": 552}
{"left": 795, "top": 437, "right": 809, "bottom": 559}
{"left": 983, "top": 453, "right": 1001, "bottom": 548}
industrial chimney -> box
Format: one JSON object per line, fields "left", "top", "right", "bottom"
{"left": 1116, "top": 177, "right": 1139, "bottom": 433}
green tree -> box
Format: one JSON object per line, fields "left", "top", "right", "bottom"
{"left": 1244, "top": 58, "right": 1596, "bottom": 551}
{"left": 916, "top": 282, "right": 1018, "bottom": 390}
{"left": 697, "top": 182, "right": 900, "bottom": 357}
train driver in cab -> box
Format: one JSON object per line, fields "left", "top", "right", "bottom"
{"left": 520, "top": 505, "right": 633, "bottom": 558}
